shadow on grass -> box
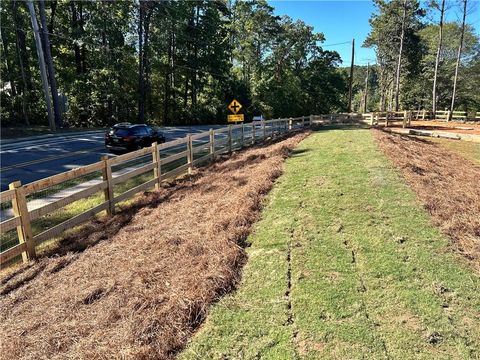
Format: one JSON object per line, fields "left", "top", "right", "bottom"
{"left": 311, "top": 123, "right": 371, "bottom": 132}
{"left": 290, "top": 148, "right": 310, "bottom": 157}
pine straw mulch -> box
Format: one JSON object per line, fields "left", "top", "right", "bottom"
{"left": 0, "top": 132, "right": 309, "bottom": 360}
{"left": 374, "top": 130, "right": 480, "bottom": 271}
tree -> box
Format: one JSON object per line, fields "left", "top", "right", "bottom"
{"left": 450, "top": 0, "right": 467, "bottom": 118}
{"left": 365, "top": 0, "right": 424, "bottom": 111}
{"left": 27, "top": 0, "right": 55, "bottom": 132}
{"left": 419, "top": 22, "right": 478, "bottom": 110}
{"left": 0, "top": 0, "right": 353, "bottom": 128}
{"left": 431, "top": 0, "right": 446, "bottom": 116}
{"left": 394, "top": 0, "right": 407, "bottom": 111}
{"left": 38, "top": 0, "right": 62, "bottom": 128}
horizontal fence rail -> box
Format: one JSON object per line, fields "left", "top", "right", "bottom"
{"left": 360, "top": 110, "right": 479, "bottom": 125}
{"left": 0, "top": 116, "right": 312, "bottom": 267}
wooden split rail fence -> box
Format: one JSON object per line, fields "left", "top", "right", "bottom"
{"left": 361, "top": 110, "right": 480, "bottom": 126}
{"left": 0, "top": 116, "right": 311, "bottom": 266}
{"left": 361, "top": 111, "right": 411, "bottom": 127}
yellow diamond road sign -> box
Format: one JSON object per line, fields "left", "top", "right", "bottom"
{"left": 228, "top": 99, "right": 242, "bottom": 114}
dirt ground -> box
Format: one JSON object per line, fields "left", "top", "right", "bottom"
{"left": 0, "top": 132, "right": 308, "bottom": 360}
{"left": 389, "top": 120, "right": 480, "bottom": 135}
{"left": 374, "top": 130, "right": 480, "bottom": 270}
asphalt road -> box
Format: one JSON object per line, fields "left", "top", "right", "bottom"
{"left": 0, "top": 125, "right": 227, "bottom": 191}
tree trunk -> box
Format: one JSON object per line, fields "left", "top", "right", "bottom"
{"left": 138, "top": 1, "right": 145, "bottom": 123}
{"left": 364, "top": 63, "right": 370, "bottom": 113}
{"left": 379, "top": 65, "right": 386, "bottom": 111}
{"left": 27, "top": 0, "right": 55, "bottom": 132}
{"left": 171, "top": 28, "right": 176, "bottom": 119}
{"left": 13, "top": 1, "right": 33, "bottom": 90}
{"left": 48, "top": 0, "right": 57, "bottom": 33}
{"left": 70, "top": 2, "right": 82, "bottom": 74}
{"left": 143, "top": 8, "right": 153, "bottom": 120}
{"left": 163, "top": 25, "right": 173, "bottom": 125}
{"left": 450, "top": 0, "right": 467, "bottom": 120}
{"left": 12, "top": 2, "right": 30, "bottom": 124}
{"left": 184, "top": 76, "right": 189, "bottom": 108}
{"left": 432, "top": 0, "right": 445, "bottom": 118}
{"left": 394, "top": 0, "right": 407, "bottom": 112}
{"left": 191, "top": 6, "right": 200, "bottom": 107}
{"left": 39, "top": 0, "right": 63, "bottom": 128}
{"left": 79, "top": 2, "right": 87, "bottom": 73}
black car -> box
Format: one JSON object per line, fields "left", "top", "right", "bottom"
{"left": 105, "top": 123, "right": 166, "bottom": 153}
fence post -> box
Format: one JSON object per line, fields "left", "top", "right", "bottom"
{"left": 151, "top": 142, "right": 161, "bottom": 190}
{"left": 187, "top": 134, "right": 193, "bottom": 174}
{"left": 101, "top": 155, "right": 115, "bottom": 216}
{"left": 209, "top": 128, "right": 215, "bottom": 161}
{"left": 370, "top": 113, "right": 374, "bottom": 126}
{"left": 302, "top": 116, "right": 305, "bottom": 128}
{"left": 252, "top": 122, "right": 256, "bottom": 144}
{"left": 446, "top": 110, "right": 451, "bottom": 122}
{"left": 422, "top": 109, "right": 426, "bottom": 120}
{"left": 262, "top": 121, "right": 266, "bottom": 140}
{"left": 403, "top": 110, "right": 407, "bottom": 128}
{"left": 228, "top": 125, "right": 232, "bottom": 152}
{"left": 309, "top": 114, "right": 314, "bottom": 127}
{"left": 9, "top": 181, "right": 35, "bottom": 262}
{"left": 241, "top": 122, "right": 245, "bottom": 147}
{"left": 289, "top": 118, "right": 293, "bottom": 131}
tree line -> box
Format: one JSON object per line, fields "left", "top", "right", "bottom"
{"left": 0, "top": 0, "right": 347, "bottom": 130}
{"left": 354, "top": 0, "right": 479, "bottom": 116}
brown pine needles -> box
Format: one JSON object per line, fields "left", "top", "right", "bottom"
{"left": 0, "top": 133, "right": 308, "bottom": 360}
{"left": 374, "top": 130, "right": 480, "bottom": 271}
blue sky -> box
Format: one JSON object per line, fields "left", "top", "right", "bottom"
{"left": 269, "top": 0, "right": 480, "bottom": 67}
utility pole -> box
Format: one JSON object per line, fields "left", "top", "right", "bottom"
{"left": 39, "top": 0, "right": 62, "bottom": 129}
{"left": 27, "top": 0, "right": 55, "bottom": 132}
{"left": 363, "top": 63, "right": 369, "bottom": 113}
{"left": 347, "top": 38, "right": 355, "bottom": 113}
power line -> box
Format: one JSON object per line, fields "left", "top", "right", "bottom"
{"left": 320, "top": 41, "right": 352, "bottom": 48}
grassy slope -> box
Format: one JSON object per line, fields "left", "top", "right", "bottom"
{"left": 179, "top": 128, "right": 480, "bottom": 359}
{"left": 427, "top": 137, "right": 480, "bottom": 163}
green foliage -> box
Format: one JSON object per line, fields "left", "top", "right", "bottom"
{"left": 364, "top": 0, "right": 425, "bottom": 111}
{"left": 0, "top": 0, "right": 346, "bottom": 128}
{"left": 418, "top": 23, "right": 480, "bottom": 110}
{"left": 362, "top": 0, "right": 480, "bottom": 112}
{"left": 344, "top": 64, "right": 381, "bottom": 113}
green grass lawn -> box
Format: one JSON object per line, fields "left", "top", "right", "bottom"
{"left": 179, "top": 128, "right": 480, "bottom": 360}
